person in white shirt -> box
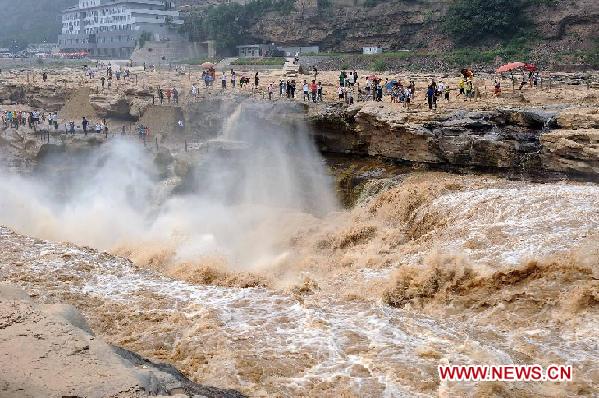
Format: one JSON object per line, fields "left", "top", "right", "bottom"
{"left": 303, "top": 80, "right": 309, "bottom": 101}
{"left": 221, "top": 73, "right": 227, "bottom": 89}
{"left": 338, "top": 85, "right": 344, "bottom": 101}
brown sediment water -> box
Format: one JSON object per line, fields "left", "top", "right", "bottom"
{"left": 1, "top": 170, "right": 597, "bottom": 397}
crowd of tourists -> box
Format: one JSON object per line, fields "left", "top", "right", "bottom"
{"left": 1, "top": 110, "right": 60, "bottom": 130}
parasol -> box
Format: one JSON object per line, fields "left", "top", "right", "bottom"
{"left": 495, "top": 62, "right": 526, "bottom": 73}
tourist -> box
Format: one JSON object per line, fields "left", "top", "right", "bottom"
{"left": 279, "top": 80, "right": 284, "bottom": 97}
{"left": 317, "top": 82, "right": 323, "bottom": 101}
{"left": 173, "top": 88, "right": 179, "bottom": 104}
{"left": 158, "top": 88, "right": 164, "bottom": 104}
{"left": 166, "top": 88, "right": 172, "bottom": 104}
{"left": 95, "top": 122, "right": 102, "bottom": 134}
{"left": 268, "top": 83, "right": 274, "bottom": 100}
{"left": 290, "top": 80, "right": 296, "bottom": 99}
{"left": 231, "top": 70, "right": 237, "bottom": 88}
{"left": 426, "top": 85, "right": 436, "bottom": 110}
{"left": 42, "top": 72, "right": 48, "bottom": 82}
{"left": 303, "top": 80, "right": 309, "bottom": 101}
{"left": 376, "top": 82, "right": 383, "bottom": 102}
{"left": 100, "top": 76, "right": 106, "bottom": 89}
{"left": 458, "top": 78, "right": 465, "bottom": 98}
{"left": 338, "top": 85, "right": 344, "bottom": 101}
{"left": 465, "top": 78, "right": 473, "bottom": 100}
{"left": 344, "top": 88, "right": 351, "bottom": 105}
{"left": 82, "top": 117, "right": 89, "bottom": 135}
{"left": 444, "top": 85, "right": 450, "bottom": 101}
{"left": 339, "top": 71, "right": 346, "bottom": 87}
{"left": 494, "top": 81, "right": 502, "bottom": 96}
{"left": 310, "top": 80, "right": 318, "bottom": 103}
{"left": 437, "top": 81, "right": 445, "bottom": 98}
{"left": 254, "top": 72, "right": 259, "bottom": 89}
{"left": 221, "top": 72, "right": 227, "bottom": 89}
{"left": 69, "top": 121, "right": 75, "bottom": 134}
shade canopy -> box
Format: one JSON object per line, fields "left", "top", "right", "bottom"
{"left": 495, "top": 62, "right": 526, "bottom": 73}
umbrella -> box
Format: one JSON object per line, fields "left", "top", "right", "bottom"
{"left": 496, "top": 62, "right": 526, "bottom": 73}
{"left": 385, "top": 80, "right": 397, "bottom": 90}
{"left": 524, "top": 63, "right": 537, "bottom": 72}
{"left": 201, "top": 62, "right": 215, "bottom": 69}
{"left": 367, "top": 75, "right": 380, "bottom": 81}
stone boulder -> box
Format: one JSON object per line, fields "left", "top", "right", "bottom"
{"left": 555, "top": 108, "right": 599, "bottom": 130}
{"left": 540, "top": 129, "right": 599, "bottom": 175}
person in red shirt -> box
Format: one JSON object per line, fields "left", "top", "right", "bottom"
{"left": 310, "top": 80, "right": 318, "bottom": 103}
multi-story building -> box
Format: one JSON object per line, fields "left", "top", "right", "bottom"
{"left": 58, "top": 0, "right": 183, "bottom": 59}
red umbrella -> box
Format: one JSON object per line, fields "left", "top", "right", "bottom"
{"left": 367, "top": 75, "right": 380, "bottom": 80}
{"left": 496, "top": 62, "right": 526, "bottom": 73}
{"left": 524, "top": 63, "right": 537, "bottom": 72}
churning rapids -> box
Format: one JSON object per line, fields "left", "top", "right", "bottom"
{"left": 0, "top": 103, "right": 597, "bottom": 397}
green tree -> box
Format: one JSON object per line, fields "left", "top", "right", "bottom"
{"left": 443, "top": 0, "right": 531, "bottom": 43}
{"left": 181, "top": 0, "right": 295, "bottom": 55}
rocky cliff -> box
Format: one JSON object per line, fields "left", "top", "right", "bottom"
{"left": 246, "top": 0, "right": 598, "bottom": 61}
{"left": 309, "top": 102, "right": 599, "bottom": 178}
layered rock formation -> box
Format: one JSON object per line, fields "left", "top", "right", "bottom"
{"left": 310, "top": 102, "right": 599, "bottom": 178}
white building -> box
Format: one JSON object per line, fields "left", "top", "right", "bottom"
{"left": 363, "top": 46, "right": 383, "bottom": 55}
{"left": 59, "top": 0, "right": 183, "bottom": 58}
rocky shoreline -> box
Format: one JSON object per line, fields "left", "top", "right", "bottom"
{"left": 0, "top": 282, "right": 245, "bottom": 398}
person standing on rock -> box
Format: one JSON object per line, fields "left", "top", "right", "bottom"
{"left": 166, "top": 88, "right": 172, "bottom": 104}
{"left": 158, "top": 88, "right": 164, "bottom": 104}
{"left": 173, "top": 88, "right": 179, "bottom": 104}
{"left": 426, "top": 85, "right": 436, "bottom": 110}
{"left": 42, "top": 72, "right": 47, "bottom": 82}
{"left": 317, "top": 82, "right": 323, "bottom": 101}
{"left": 303, "top": 80, "right": 309, "bottom": 101}
{"left": 231, "top": 69, "right": 236, "bottom": 88}
{"left": 82, "top": 117, "right": 88, "bottom": 135}
{"left": 100, "top": 76, "right": 106, "bottom": 90}
{"left": 254, "top": 72, "right": 260, "bottom": 90}
{"left": 268, "top": 83, "right": 274, "bottom": 100}
{"left": 221, "top": 72, "right": 227, "bottom": 89}
{"left": 310, "top": 80, "right": 318, "bottom": 103}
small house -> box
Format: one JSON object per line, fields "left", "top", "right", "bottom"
{"left": 363, "top": 46, "right": 383, "bottom": 55}
{"left": 236, "top": 44, "right": 272, "bottom": 58}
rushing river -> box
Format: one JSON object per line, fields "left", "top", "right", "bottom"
{"left": 0, "top": 102, "right": 597, "bottom": 397}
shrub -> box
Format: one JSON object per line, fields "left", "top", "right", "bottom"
{"left": 370, "top": 59, "right": 388, "bottom": 72}
{"left": 443, "top": 0, "right": 531, "bottom": 43}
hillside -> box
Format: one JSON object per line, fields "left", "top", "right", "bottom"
{"left": 1, "top": 0, "right": 597, "bottom": 69}
{"left": 182, "top": 0, "right": 599, "bottom": 68}
{"left": 0, "top": 0, "right": 77, "bottom": 48}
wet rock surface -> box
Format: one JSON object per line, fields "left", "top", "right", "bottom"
{"left": 0, "top": 283, "right": 246, "bottom": 398}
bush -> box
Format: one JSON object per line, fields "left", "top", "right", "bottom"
{"left": 181, "top": 0, "right": 295, "bottom": 55}
{"left": 443, "top": 0, "right": 531, "bottom": 43}
{"left": 370, "top": 59, "right": 388, "bottom": 72}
